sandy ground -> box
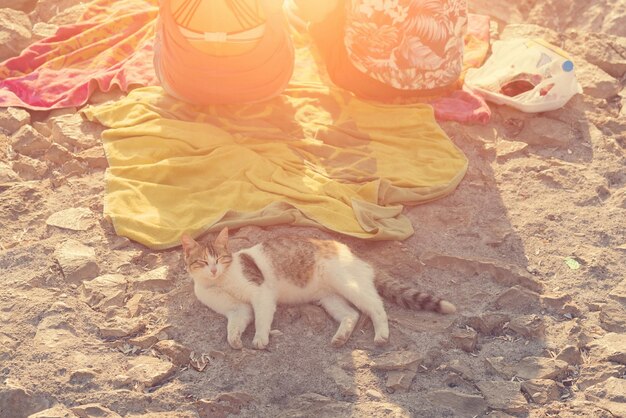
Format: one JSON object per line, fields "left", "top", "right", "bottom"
{"left": 1, "top": 1, "right": 625, "bottom": 417}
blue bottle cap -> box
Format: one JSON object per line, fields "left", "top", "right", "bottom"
{"left": 562, "top": 60, "right": 574, "bottom": 72}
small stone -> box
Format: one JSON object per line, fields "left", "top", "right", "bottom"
{"left": 153, "top": 340, "right": 192, "bottom": 367}
{"left": 514, "top": 356, "right": 569, "bottom": 380}
{"left": 99, "top": 320, "right": 145, "bottom": 339}
{"left": 508, "top": 314, "right": 545, "bottom": 338}
{"left": 599, "top": 301, "right": 626, "bottom": 333}
{"left": 111, "top": 374, "right": 132, "bottom": 389}
{"left": 609, "top": 279, "right": 626, "bottom": 304}
{"left": 556, "top": 345, "right": 583, "bottom": 365}
{"left": 46, "top": 208, "right": 94, "bottom": 231}
{"left": 12, "top": 155, "right": 47, "bottom": 180}
{"left": 495, "top": 286, "right": 541, "bottom": 313}
{"left": 496, "top": 140, "right": 528, "bottom": 162}
{"left": 81, "top": 274, "right": 127, "bottom": 311}
{"left": 0, "top": 162, "right": 20, "bottom": 183}
{"left": 446, "top": 359, "right": 476, "bottom": 381}
{"left": 70, "top": 403, "right": 121, "bottom": 418}
{"left": 585, "top": 377, "right": 626, "bottom": 417}
{"left": 28, "top": 404, "right": 78, "bottom": 417}
{"left": 428, "top": 390, "right": 487, "bottom": 417}
{"left": 0, "top": 107, "right": 30, "bottom": 135}
{"left": 49, "top": 113, "right": 102, "bottom": 151}
{"left": 327, "top": 366, "right": 358, "bottom": 396}
{"left": 521, "top": 379, "right": 561, "bottom": 405}
{"left": 11, "top": 125, "right": 50, "bottom": 157}
{"left": 128, "top": 327, "right": 170, "bottom": 349}
{"left": 386, "top": 369, "right": 416, "bottom": 392}
{"left": 126, "top": 356, "right": 176, "bottom": 388}
{"left": 54, "top": 240, "right": 100, "bottom": 284}
{"left": 466, "top": 312, "right": 510, "bottom": 335}
{"left": 517, "top": 117, "right": 577, "bottom": 147}
{"left": 125, "top": 294, "right": 144, "bottom": 318}
{"left": 31, "top": 22, "right": 58, "bottom": 40}
{"left": 451, "top": 328, "right": 478, "bottom": 352}
{"left": 0, "top": 383, "right": 50, "bottom": 418}
{"left": 195, "top": 392, "right": 255, "bottom": 418}
{"left": 485, "top": 357, "right": 514, "bottom": 379}
{"left": 476, "top": 381, "right": 528, "bottom": 414}
{"left": 588, "top": 333, "right": 626, "bottom": 364}
{"left": 59, "top": 159, "right": 88, "bottom": 177}
{"left": 44, "top": 143, "right": 74, "bottom": 166}
{"left": 77, "top": 146, "right": 108, "bottom": 170}
{"left": 371, "top": 351, "right": 422, "bottom": 371}
{"left": 0, "top": 9, "right": 32, "bottom": 62}
{"left": 69, "top": 369, "right": 96, "bottom": 385}
{"left": 131, "top": 266, "right": 172, "bottom": 292}
{"left": 576, "top": 363, "right": 626, "bottom": 391}
{"left": 365, "top": 389, "right": 383, "bottom": 400}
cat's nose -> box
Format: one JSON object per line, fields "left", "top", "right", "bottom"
{"left": 210, "top": 266, "right": 217, "bottom": 274}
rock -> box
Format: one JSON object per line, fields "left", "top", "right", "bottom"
{"left": 0, "top": 383, "right": 50, "bottom": 418}
{"left": 468, "top": 3, "right": 523, "bottom": 25}
{"left": 31, "top": 0, "right": 88, "bottom": 23}
{"left": 131, "top": 267, "right": 172, "bottom": 292}
{"left": 365, "top": 389, "right": 383, "bottom": 400}
{"left": 44, "top": 143, "right": 74, "bottom": 166}
{"left": 386, "top": 369, "right": 416, "bottom": 392}
{"left": 0, "top": 332, "right": 19, "bottom": 360}
{"left": 59, "top": 160, "right": 88, "bottom": 177}
{"left": 495, "top": 140, "right": 528, "bottom": 162}
{"left": 31, "top": 22, "right": 58, "bottom": 40}
{"left": 476, "top": 381, "right": 528, "bottom": 414}
{"left": 69, "top": 369, "right": 96, "bottom": 385}
{"left": 576, "top": 363, "right": 626, "bottom": 391}
{"left": 128, "top": 327, "right": 170, "bottom": 349}
{"left": 0, "top": 162, "right": 20, "bottom": 183}
{"left": 28, "top": 404, "right": 79, "bottom": 417}
{"left": 0, "top": 9, "right": 32, "bottom": 62}
{"left": 48, "top": 4, "right": 89, "bottom": 27}
{"left": 11, "top": 125, "right": 51, "bottom": 157}
{"left": 195, "top": 392, "right": 255, "bottom": 418}
{"left": 54, "top": 240, "right": 100, "bottom": 284}
{"left": 428, "top": 390, "right": 487, "bottom": 417}
{"left": 516, "top": 117, "right": 578, "bottom": 148}
{"left": 70, "top": 403, "right": 121, "bottom": 418}
{"left": 588, "top": 333, "right": 626, "bottom": 364}
{"left": 585, "top": 377, "right": 626, "bottom": 417}
{"left": 609, "top": 278, "right": 626, "bottom": 304}
{"left": 126, "top": 356, "right": 176, "bottom": 388}
{"left": 12, "top": 155, "right": 48, "bottom": 180}
{"left": 556, "top": 345, "right": 583, "bottom": 365}
{"left": 49, "top": 114, "right": 102, "bottom": 151}
{"left": 514, "top": 356, "right": 569, "bottom": 380}
{"left": 576, "top": 60, "right": 621, "bottom": 99}
{"left": 275, "top": 393, "right": 350, "bottom": 418}
{"left": 326, "top": 366, "right": 358, "bottom": 396}
{"left": 2, "top": 0, "right": 36, "bottom": 12}
{"left": 125, "top": 294, "right": 144, "bottom": 318}
{"left": 466, "top": 312, "right": 510, "bottom": 335}
{"left": 508, "top": 314, "right": 545, "bottom": 338}
{"left": 99, "top": 319, "right": 145, "bottom": 339}
{"left": 485, "top": 357, "right": 514, "bottom": 379}
{"left": 445, "top": 359, "right": 476, "bottom": 381}
{"left": 81, "top": 274, "right": 127, "bottom": 311}
{"left": 451, "top": 328, "right": 478, "bottom": 352}
{"left": 494, "top": 285, "right": 541, "bottom": 313}
{"left": 77, "top": 147, "right": 108, "bottom": 170}
{"left": 521, "top": 379, "right": 561, "bottom": 405}
{"left": 46, "top": 208, "right": 94, "bottom": 231}
{"left": 0, "top": 107, "right": 31, "bottom": 135}
{"left": 563, "top": 31, "right": 626, "bottom": 78}
{"left": 599, "top": 301, "right": 626, "bottom": 333}
{"left": 371, "top": 351, "right": 422, "bottom": 371}
{"left": 153, "top": 340, "right": 192, "bottom": 367}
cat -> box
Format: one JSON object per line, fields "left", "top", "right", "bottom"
{"left": 181, "top": 227, "right": 456, "bottom": 350}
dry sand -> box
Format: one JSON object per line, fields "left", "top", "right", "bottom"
{"left": 1, "top": 1, "right": 625, "bottom": 417}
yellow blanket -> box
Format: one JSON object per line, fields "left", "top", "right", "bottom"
{"left": 83, "top": 47, "right": 468, "bottom": 249}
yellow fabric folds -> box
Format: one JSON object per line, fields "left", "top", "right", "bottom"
{"left": 83, "top": 82, "right": 467, "bottom": 249}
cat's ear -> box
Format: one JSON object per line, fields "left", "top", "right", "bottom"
{"left": 215, "top": 227, "right": 229, "bottom": 249}
{"left": 181, "top": 234, "right": 198, "bottom": 256}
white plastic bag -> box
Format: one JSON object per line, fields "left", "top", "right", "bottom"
{"left": 465, "top": 38, "right": 583, "bottom": 113}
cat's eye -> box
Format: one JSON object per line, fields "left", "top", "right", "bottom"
{"left": 192, "top": 260, "right": 208, "bottom": 268}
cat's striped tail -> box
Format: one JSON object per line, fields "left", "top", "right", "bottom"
{"left": 374, "top": 277, "right": 456, "bottom": 314}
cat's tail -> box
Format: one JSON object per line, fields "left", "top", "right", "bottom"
{"left": 374, "top": 276, "right": 457, "bottom": 314}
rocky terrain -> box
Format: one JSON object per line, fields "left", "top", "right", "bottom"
{"left": 1, "top": 0, "right": 625, "bottom": 417}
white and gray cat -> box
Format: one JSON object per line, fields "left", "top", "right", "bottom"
{"left": 182, "top": 228, "right": 456, "bottom": 350}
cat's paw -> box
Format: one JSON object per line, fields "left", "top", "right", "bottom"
{"left": 331, "top": 335, "right": 348, "bottom": 348}
{"left": 252, "top": 334, "right": 269, "bottom": 350}
{"left": 374, "top": 335, "right": 389, "bottom": 346}
{"left": 227, "top": 335, "right": 243, "bottom": 350}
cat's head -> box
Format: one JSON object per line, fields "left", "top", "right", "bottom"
{"left": 181, "top": 227, "right": 233, "bottom": 285}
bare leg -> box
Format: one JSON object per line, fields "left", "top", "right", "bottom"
{"left": 319, "top": 294, "right": 360, "bottom": 347}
